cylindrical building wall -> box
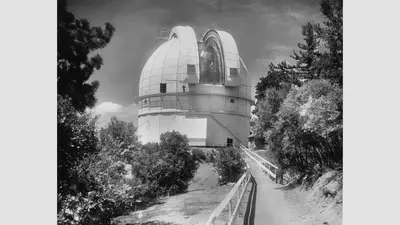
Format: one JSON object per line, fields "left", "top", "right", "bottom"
{"left": 137, "top": 26, "right": 252, "bottom": 147}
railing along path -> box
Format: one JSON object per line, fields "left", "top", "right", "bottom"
{"left": 239, "top": 145, "right": 278, "bottom": 179}
{"left": 240, "top": 145, "right": 290, "bottom": 184}
{"left": 205, "top": 171, "right": 253, "bottom": 225}
{"left": 205, "top": 145, "right": 291, "bottom": 225}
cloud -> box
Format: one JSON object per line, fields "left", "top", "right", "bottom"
{"left": 68, "top": 0, "right": 324, "bottom": 104}
{"left": 93, "top": 102, "right": 123, "bottom": 114}
{"left": 92, "top": 102, "right": 139, "bottom": 127}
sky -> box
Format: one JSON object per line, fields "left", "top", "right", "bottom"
{"left": 68, "top": 0, "right": 324, "bottom": 127}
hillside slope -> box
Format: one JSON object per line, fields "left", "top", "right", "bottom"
{"left": 252, "top": 149, "right": 343, "bottom": 225}
{"left": 283, "top": 170, "right": 343, "bottom": 225}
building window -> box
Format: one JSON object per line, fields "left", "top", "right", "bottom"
{"left": 230, "top": 68, "right": 238, "bottom": 77}
{"left": 144, "top": 99, "right": 147, "bottom": 104}
{"left": 230, "top": 98, "right": 235, "bottom": 103}
{"left": 227, "top": 138, "right": 233, "bottom": 147}
{"left": 160, "top": 83, "right": 166, "bottom": 93}
{"left": 187, "top": 64, "right": 196, "bottom": 74}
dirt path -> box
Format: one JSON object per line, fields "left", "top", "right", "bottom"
{"left": 246, "top": 158, "right": 296, "bottom": 225}
{"left": 246, "top": 156, "right": 342, "bottom": 225}
{"left": 114, "top": 163, "right": 233, "bottom": 225}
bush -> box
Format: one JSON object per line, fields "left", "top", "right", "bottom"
{"left": 205, "top": 150, "right": 216, "bottom": 163}
{"left": 213, "top": 147, "right": 246, "bottom": 185}
{"left": 58, "top": 95, "right": 100, "bottom": 199}
{"left": 191, "top": 148, "right": 206, "bottom": 162}
{"left": 58, "top": 138, "right": 141, "bottom": 225}
{"left": 99, "top": 116, "right": 138, "bottom": 150}
{"left": 266, "top": 79, "right": 342, "bottom": 176}
{"left": 157, "top": 131, "right": 199, "bottom": 194}
{"left": 131, "top": 131, "right": 199, "bottom": 198}
{"left": 58, "top": 105, "right": 143, "bottom": 225}
{"left": 58, "top": 113, "right": 200, "bottom": 224}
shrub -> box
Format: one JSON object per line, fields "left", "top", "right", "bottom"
{"left": 131, "top": 131, "right": 199, "bottom": 198}
{"left": 157, "top": 131, "right": 199, "bottom": 194}
{"left": 205, "top": 150, "right": 216, "bottom": 163}
{"left": 58, "top": 105, "right": 143, "bottom": 225}
{"left": 99, "top": 116, "right": 138, "bottom": 150}
{"left": 58, "top": 136, "right": 143, "bottom": 225}
{"left": 213, "top": 147, "right": 246, "bottom": 185}
{"left": 58, "top": 95, "right": 99, "bottom": 199}
{"left": 191, "top": 148, "right": 206, "bottom": 162}
{"left": 266, "top": 79, "right": 342, "bottom": 176}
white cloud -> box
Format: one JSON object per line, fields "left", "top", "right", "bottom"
{"left": 92, "top": 102, "right": 139, "bottom": 127}
{"left": 93, "top": 102, "right": 123, "bottom": 114}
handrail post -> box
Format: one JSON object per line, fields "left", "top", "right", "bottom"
{"left": 228, "top": 201, "right": 232, "bottom": 219}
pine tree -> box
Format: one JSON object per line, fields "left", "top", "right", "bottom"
{"left": 290, "top": 22, "right": 322, "bottom": 80}
{"left": 57, "top": 0, "right": 115, "bottom": 112}
{"left": 269, "top": 22, "right": 322, "bottom": 83}
{"left": 317, "top": 0, "right": 343, "bottom": 86}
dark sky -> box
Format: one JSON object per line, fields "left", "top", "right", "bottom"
{"left": 67, "top": 0, "right": 323, "bottom": 126}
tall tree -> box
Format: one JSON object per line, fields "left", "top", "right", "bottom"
{"left": 268, "top": 0, "right": 343, "bottom": 86}
{"left": 317, "top": 0, "right": 343, "bottom": 86}
{"left": 290, "top": 22, "right": 322, "bottom": 80}
{"left": 269, "top": 21, "right": 322, "bottom": 83}
{"left": 57, "top": 0, "right": 115, "bottom": 112}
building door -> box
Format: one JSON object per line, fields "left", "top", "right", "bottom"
{"left": 227, "top": 138, "right": 233, "bottom": 147}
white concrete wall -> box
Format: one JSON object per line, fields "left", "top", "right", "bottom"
{"left": 138, "top": 112, "right": 249, "bottom": 147}
{"left": 206, "top": 115, "right": 236, "bottom": 146}
{"left": 138, "top": 114, "right": 207, "bottom": 145}
{"left": 210, "top": 113, "right": 250, "bottom": 145}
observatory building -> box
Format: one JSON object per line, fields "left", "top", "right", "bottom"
{"left": 137, "top": 26, "right": 252, "bottom": 147}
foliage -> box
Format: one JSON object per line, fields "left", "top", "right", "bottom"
{"left": 213, "top": 147, "right": 246, "bottom": 185}
{"left": 157, "top": 131, "right": 199, "bottom": 194}
{"left": 58, "top": 111, "right": 144, "bottom": 225}
{"left": 99, "top": 116, "right": 138, "bottom": 154}
{"left": 317, "top": 0, "right": 343, "bottom": 86}
{"left": 57, "top": 0, "right": 115, "bottom": 112}
{"left": 58, "top": 140, "right": 143, "bottom": 225}
{"left": 58, "top": 95, "right": 99, "bottom": 198}
{"left": 267, "top": 79, "right": 342, "bottom": 175}
{"left": 131, "top": 131, "right": 199, "bottom": 199}
{"left": 252, "top": 0, "right": 343, "bottom": 180}
{"left": 60, "top": 130, "right": 200, "bottom": 225}
{"left": 266, "top": 0, "right": 342, "bottom": 87}
{"left": 191, "top": 148, "right": 207, "bottom": 162}
{"left": 253, "top": 87, "right": 290, "bottom": 136}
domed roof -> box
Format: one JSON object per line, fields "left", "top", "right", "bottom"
{"left": 139, "top": 26, "right": 251, "bottom": 97}
{"left": 139, "top": 26, "right": 199, "bottom": 97}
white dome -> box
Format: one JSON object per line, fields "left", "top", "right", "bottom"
{"left": 137, "top": 25, "right": 252, "bottom": 147}
{"left": 139, "top": 26, "right": 199, "bottom": 97}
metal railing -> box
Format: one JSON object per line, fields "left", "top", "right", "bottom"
{"left": 240, "top": 145, "right": 290, "bottom": 184}
{"left": 205, "top": 172, "right": 253, "bottom": 225}
{"left": 240, "top": 145, "right": 277, "bottom": 179}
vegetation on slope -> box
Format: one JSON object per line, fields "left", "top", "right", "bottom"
{"left": 252, "top": 0, "right": 343, "bottom": 181}
{"left": 57, "top": 2, "right": 200, "bottom": 223}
